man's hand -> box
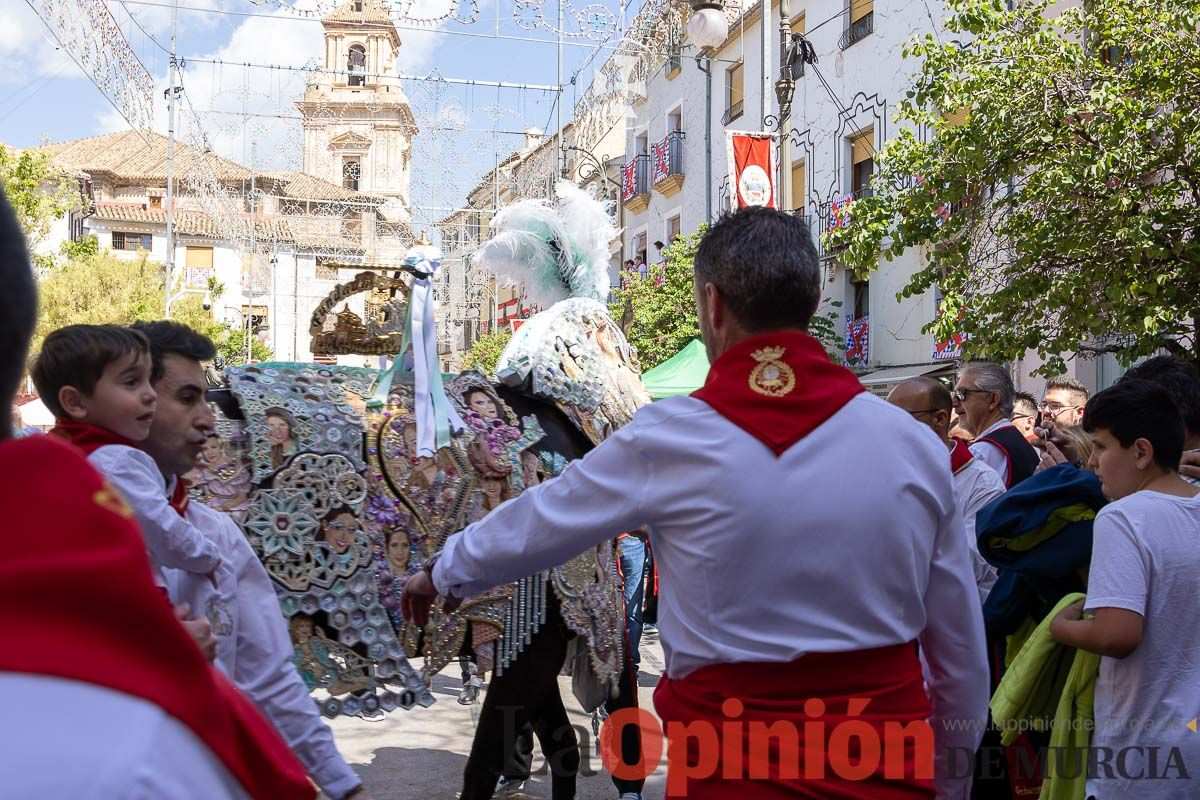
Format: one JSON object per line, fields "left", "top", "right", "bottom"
{"left": 401, "top": 571, "right": 438, "bottom": 628}
{"left": 174, "top": 603, "right": 217, "bottom": 662}
{"left": 401, "top": 571, "right": 461, "bottom": 627}
{"left": 1181, "top": 450, "right": 1200, "bottom": 481}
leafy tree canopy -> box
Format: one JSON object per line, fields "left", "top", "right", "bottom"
{"left": 34, "top": 249, "right": 271, "bottom": 366}
{"left": 460, "top": 329, "right": 512, "bottom": 377}
{"left": 826, "top": 0, "right": 1200, "bottom": 374}
{"left": 0, "top": 145, "right": 77, "bottom": 268}
{"left": 609, "top": 230, "right": 704, "bottom": 371}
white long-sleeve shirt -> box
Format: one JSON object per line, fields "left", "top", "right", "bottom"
{"left": 0, "top": 673, "right": 249, "bottom": 799}
{"left": 435, "top": 392, "right": 990, "bottom": 797}
{"left": 164, "top": 491, "right": 362, "bottom": 800}
{"left": 90, "top": 445, "right": 221, "bottom": 584}
{"left": 953, "top": 456, "right": 1006, "bottom": 606}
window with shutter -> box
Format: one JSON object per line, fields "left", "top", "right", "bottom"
{"left": 850, "top": 0, "right": 873, "bottom": 24}
{"left": 843, "top": 0, "right": 874, "bottom": 48}
{"left": 790, "top": 161, "right": 805, "bottom": 213}
{"left": 850, "top": 129, "right": 875, "bottom": 197}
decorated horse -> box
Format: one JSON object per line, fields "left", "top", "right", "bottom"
{"left": 192, "top": 182, "right": 651, "bottom": 798}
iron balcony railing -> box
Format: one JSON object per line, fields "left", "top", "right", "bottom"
{"left": 620, "top": 153, "right": 652, "bottom": 202}
{"left": 839, "top": 12, "right": 874, "bottom": 50}
{"left": 651, "top": 130, "right": 685, "bottom": 184}
{"left": 722, "top": 99, "right": 744, "bottom": 126}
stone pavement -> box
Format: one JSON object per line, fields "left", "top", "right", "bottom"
{"left": 325, "top": 629, "right": 669, "bottom": 799}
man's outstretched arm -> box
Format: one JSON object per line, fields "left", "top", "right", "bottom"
{"left": 404, "top": 419, "right": 652, "bottom": 622}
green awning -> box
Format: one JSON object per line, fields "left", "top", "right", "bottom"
{"left": 641, "top": 339, "right": 711, "bottom": 399}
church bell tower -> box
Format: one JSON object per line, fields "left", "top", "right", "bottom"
{"left": 297, "top": 0, "right": 416, "bottom": 215}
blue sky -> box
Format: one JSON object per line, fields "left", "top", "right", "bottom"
{"left": 1, "top": 0, "right": 640, "bottom": 219}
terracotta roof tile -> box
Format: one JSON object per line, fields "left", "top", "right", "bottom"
{"left": 92, "top": 203, "right": 293, "bottom": 242}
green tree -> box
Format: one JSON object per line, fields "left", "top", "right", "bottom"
{"left": 826, "top": 0, "right": 1200, "bottom": 373}
{"left": 609, "top": 230, "right": 704, "bottom": 371}
{"left": 460, "top": 329, "right": 512, "bottom": 376}
{"left": 34, "top": 251, "right": 272, "bottom": 364}
{"left": 0, "top": 146, "right": 77, "bottom": 267}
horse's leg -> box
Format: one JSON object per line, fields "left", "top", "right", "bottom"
{"left": 605, "top": 641, "right": 644, "bottom": 796}
{"left": 460, "top": 600, "right": 578, "bottom": 800}
{"left": 524, "top": 602, "right": 578, "bottom": 800}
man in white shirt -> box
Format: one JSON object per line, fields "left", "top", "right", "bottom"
{"left": 953, "top": 363, "right": 1040, "bottom": 488}
{"left": 126, "top": 320, "right": 369, "bottom": 800}
{"left": 888, "top": 377, "right": 1005, "bottom": 605}
{"left": 405, "top": 208, "right": 989, "bottom": 799}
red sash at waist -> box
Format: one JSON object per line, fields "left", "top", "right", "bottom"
{"left": 653, "top": 642, "right": 934, "bottom": 799}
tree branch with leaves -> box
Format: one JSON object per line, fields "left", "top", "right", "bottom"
{"left": 825, "top": 0, "right": 1200, "bottom": 374}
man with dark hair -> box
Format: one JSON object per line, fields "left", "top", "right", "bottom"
{"left": 1051, "top": 379, "right": 1200, "bottom": 800}
{"left": 888, "top": 376, "right": 1005, "bottom": 604}
{"left": 953, "top": 362, "right": 1039, "bottom": 487}
{"left": 405, "top": 208, "right": 988, "bottom": 797}
{"left": 1013, "top": 391, "right": 1038, "bottom": 442}
{"left": 128, "top": 320, "right": 371, "bottom": 800}
{"left": 1040, "top": 376, "right": 1089, "bottom": 429}
{"left": 1119, "top": 355, "right": 1200, "bottom": 484}
{"left": 0, "top": 191, "right": 314, "bottom": 798}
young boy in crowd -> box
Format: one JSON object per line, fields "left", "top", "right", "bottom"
{"left": 1050, "top": 379, "right": 1200, "bottom": 799}
{"left": 31, "top": 324, "right": 221, "bottom": 588}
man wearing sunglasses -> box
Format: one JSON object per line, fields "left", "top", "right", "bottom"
{"left": 952, "top": 363, "right": 1040, "bottom": 488}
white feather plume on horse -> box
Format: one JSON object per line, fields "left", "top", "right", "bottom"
{"left": 473, "top": 181, "right": 617, "bottom": 308}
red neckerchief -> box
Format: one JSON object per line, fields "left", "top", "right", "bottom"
{"left": 0, "top": 436, "right": 314, "bottom": 800}
{"left": 692, "top": 330, "right": 865, "bottom": 456}
{"left": 170, "top": 476, "right": 191, "bottom": 518}
{"left": 950, "top": 437, "right": 974, "bottom": 475}
{"left": 50, "top": 419, "right": 138, "bottom": 456}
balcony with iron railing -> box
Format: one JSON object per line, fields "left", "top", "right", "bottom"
{"left": 817, "top": 187, "right": 873, "bottom": 256}
{"left": 651, "top": 131, "right": 686, "bottom": 196}
{"left": 722, "top": 99, "right": 744, "bottom": 126}
{"left": 839, "top": 12, "right": 874, "bottom": 50}
{"left": 621, "top": 153, "right": 652, "bottom": 214}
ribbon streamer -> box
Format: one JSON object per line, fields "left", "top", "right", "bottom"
{"left": 370, "top": 244, "right": 466, "bottom": 456}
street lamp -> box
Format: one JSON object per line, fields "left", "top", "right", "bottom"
{"left": 688, "top": 0, "right": 729, "bottom": 221}
{"left": 687, "top": 1, "right": 729, "bottom": 51}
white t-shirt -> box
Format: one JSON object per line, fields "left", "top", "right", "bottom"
{"left": 1084, "top": 490, "right": 1200, "bottom": 799}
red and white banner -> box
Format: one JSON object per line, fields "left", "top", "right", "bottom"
{"left": 726, "top": 132, "right": 778, "bottom": 210}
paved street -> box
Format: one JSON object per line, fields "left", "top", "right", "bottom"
{"left": 326, "top": 630, "right": 669, "bottom": 799}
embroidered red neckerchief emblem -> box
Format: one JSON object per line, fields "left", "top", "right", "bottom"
{"left": 693, "top": 330, "right": 865, "bottom": 456}
{"left": 950, "top": 437, "right": 974, "bottom": 475}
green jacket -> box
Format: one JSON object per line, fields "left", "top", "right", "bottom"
{"left": 990, "top": 592, "right": 1101, "bottom": 800}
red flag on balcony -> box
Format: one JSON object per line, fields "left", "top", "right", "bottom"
{"left": 726, "top": 132, "right": 778, "bottom": 209}
{"left": 621, "top": 160, "right": 638, "bottom": 202}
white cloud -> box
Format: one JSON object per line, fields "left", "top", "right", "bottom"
{"left": 0, "top": 0, "right": 96, "bottom": 85}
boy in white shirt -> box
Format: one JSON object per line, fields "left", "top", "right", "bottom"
{"left": 32, "top": 325, "right": 221, "bottom": 588}
{"left": 1050, "top": 379, "right": 1200, "bottom": 799}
